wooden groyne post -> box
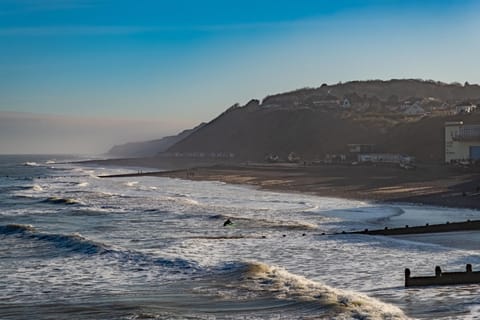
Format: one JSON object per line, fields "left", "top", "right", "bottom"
{"left": 405, "top": 264, "right": 480, "bottom": 287}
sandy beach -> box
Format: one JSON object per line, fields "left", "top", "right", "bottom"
{"left": 94, "top": 160, "right": 480, "bottom": 210}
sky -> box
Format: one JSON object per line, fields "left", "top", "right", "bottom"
{"left": 1, "top": 0, "right": 479, "bottom": 154}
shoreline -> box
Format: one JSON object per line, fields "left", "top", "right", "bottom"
{"left": 94, "top": 160, "right": 480, "bottom": 210}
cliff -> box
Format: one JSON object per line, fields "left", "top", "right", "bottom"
{"left": 164, "top": 79, "right": 480, "bottom": 163}
{"left": 107, "top": 123, "right": 205, "bottom": 157}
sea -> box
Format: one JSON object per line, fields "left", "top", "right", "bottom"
{"left": 1, "top": 154, "right": 480, "bottom": 320}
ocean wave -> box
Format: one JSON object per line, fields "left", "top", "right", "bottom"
{"left": 32, "top": 184, "right": 44, "bottom": 192}
{"left": 22, "top": 161, "right": 40, "bottom": 167}
{"left": 370, "top": 206, "right": 405, "bottom": 224}
{"left": 209, "top": 261, "right": 407, "bottom": 319}
{"left": 77, "top": 182, "right": 89, "bottom": 187}
{"left": 0, "top": 224, "right": 108, "bottom": 254}
{"left": 41, "top": 196, "right": 83, "bottom": 205}
{"left": 165, "top": 196, "right": 200, "bottom": 206}
{"left": 72, "top": 168, "right": 100, "bottom": 178}
{"left": 209, "top": 214, "right": 317, "bottom": 231}
{"left": 0, "top": 224, "right": 36, "bottom": 234}
{"left": 0, "top": 224, "right": 200, "bottom": 272}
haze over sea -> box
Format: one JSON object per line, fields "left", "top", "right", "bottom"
{"left": 1, "top": 154, "right": 479, "bottom": 319}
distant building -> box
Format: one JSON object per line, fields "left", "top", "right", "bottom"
{"left": 403, "top": 102, "right": 425, "bottom": 115}
{"left": 455, "top": 103, "right": 477, "bottom": 115}
{"left": 287, "top": 152, "right": 300, "bottom": 163}
{"left": 347, "top": 144, "right": 375, "bottom": 154}
{"left": 265, "top": 154, "right": 279, "bottom": 163}
{"left": 357, "top": 153, "right": 415, "bottom": 164}
{"left": 445, "top": 121, "right": 480, "bottom": 162}
{"left": 341, "top": 98, "right": 351, "bottom": 109}
{"left": 324, "top": 154, "right": 347, "bottom": 163}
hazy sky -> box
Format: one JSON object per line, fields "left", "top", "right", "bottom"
{"left": 1, "top": 0, "right": 479, "bottom": 154}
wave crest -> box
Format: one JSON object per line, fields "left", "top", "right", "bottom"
{"left": 0, "top": 224, "right": 200, "bottom": 272}
{"left": 0, "top": 224, "right": 36, "bottom": 234}
{"left": 222, "top": 261, "right": 407, "bottom": 319}
{"left": 32, "top": 184, "right": 44, "bottom": 192}
{"left": 23, "top": 162, "right": 40, "bottom": 167}
{"left": 41, "top": 196, "right": 82, "bottom": 205}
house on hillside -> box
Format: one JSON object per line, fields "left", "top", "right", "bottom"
{"left": 341, "top": 98, "right": 351, "bottom": 109}
{"left": 455, "top": 103, "right": 477, "bottom": 115}
{"left": 402, "top": 101, "right": 425, "bottom": 115}
{"left": 312, "top": 94, "right": 340, "bottom": 108}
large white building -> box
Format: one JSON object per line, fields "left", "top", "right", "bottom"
{"left": 445, "top": 121, "right": 480, "bottom": 163}
{"left": 455, "top": 103, "right": 477, "bottom": 115}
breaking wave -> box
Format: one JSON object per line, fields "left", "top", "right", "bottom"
{"left": 22, "top": 162, "right": 40, "bottom": 167}
{"left": 32, "top": 184, "right": 44, "bottom": 192}
{"left": 209, "top": 261, "right": 408, "bottom": 319}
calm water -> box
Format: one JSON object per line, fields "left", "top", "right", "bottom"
{"left": 1, "top": 155, "right": 480, "bottom": 319}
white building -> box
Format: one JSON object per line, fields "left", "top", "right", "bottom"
{"left": 341, "top": 98, "right": 351, "bottom": 109}
{"left": 403, "top": 102, "right": 425, "bottom": 115}
{"left": 445, "top": 121, "right": 480, "bottom": 163}
{"left": 357, "top": 153, "right": 414, "bottom": 164}
{"left": 455, "top": 103, "right": 477, "bottom": 114}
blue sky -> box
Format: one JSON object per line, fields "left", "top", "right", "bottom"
{"left": 0, "top": 0, "right": 479, "bottom": 153}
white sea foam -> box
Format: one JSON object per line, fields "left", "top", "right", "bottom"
{"left": 164, "top": 195, "right": 200, "bottom": 206}
{"left": 203, "top": 261, "right": 408, "bottom": 319}
{"left": 32, "top": 184, "right": 44, "bottom": 192}
{"left": 3, "top": 158, "right": 480, "bottom": 319}
{"left": 125, "top": 181, "right": 139, "bottom": 187}
{"left": 23, "top": 161, "right": 39, "bottom": 166}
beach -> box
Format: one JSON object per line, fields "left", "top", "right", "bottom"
{"left": 3, "top": 155, "right": 480, "bottom": 319}
{"left": 94, "top": 159, "right": 480, "bottom": 210}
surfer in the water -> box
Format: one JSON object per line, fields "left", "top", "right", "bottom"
{"left": 223, "top": 219, "right": 233, "bottom": 227}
